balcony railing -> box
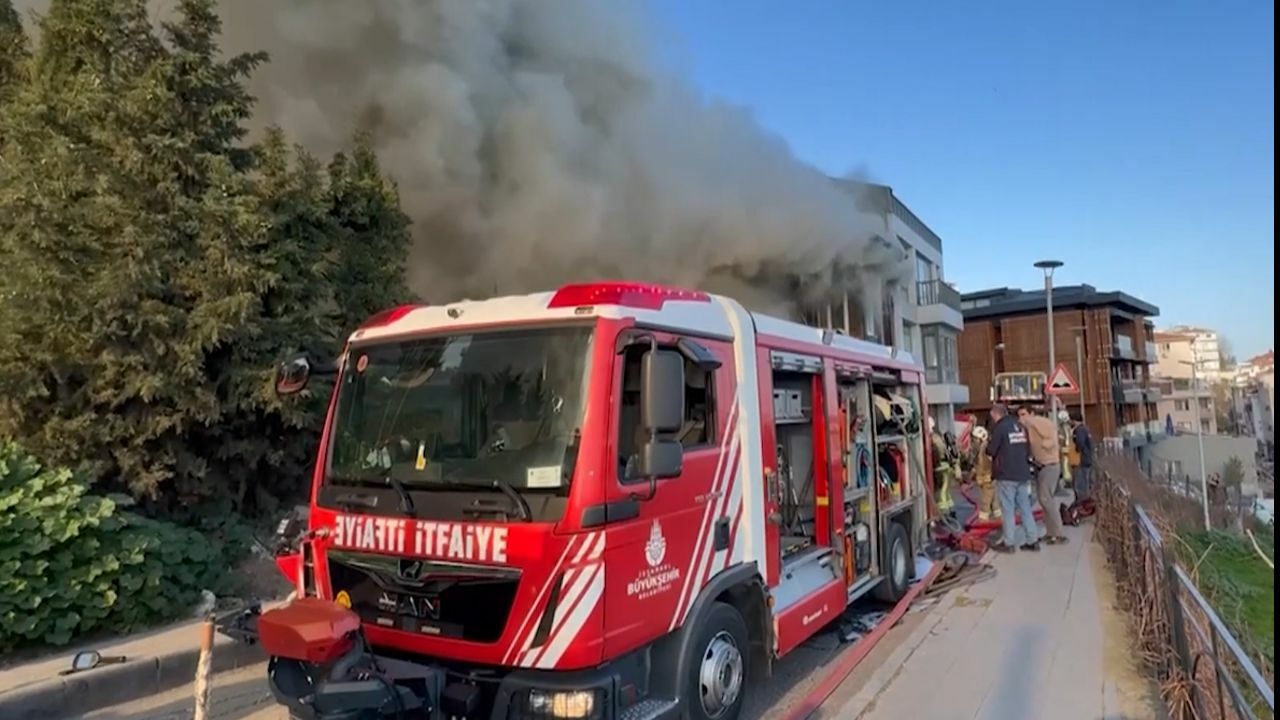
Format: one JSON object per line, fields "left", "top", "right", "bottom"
{"left": 1112, "top": 335, "right": 1137, "bottom": 360}
{"left": 1144, "top": 341, "right": 1158, "bottom": 362}
{"left": 1114, "top": 377, "right": 1145, "bottom": 404}
{"left": 916, "top": 279, "right": 962, "bottom": 311}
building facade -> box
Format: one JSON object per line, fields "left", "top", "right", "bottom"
{"left": 1153, "top": 330, "right": 1218, "bottom": 435}
{"left": 957, "top": 285, "right": 1161, "bottom": 451}
{"left": 1161, "top": 326, "right": 1227, "bottom": 380}
{"left": 1235, "top": 350, "right": 1275, "bottom": 454}
{"left": 826, "top": 181, "right": 969, "bottom": 433}
{"left": 1152, "top": 376, "right": 1216, "bottom": 435}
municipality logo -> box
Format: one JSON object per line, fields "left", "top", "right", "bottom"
{"left": 644, "top": 520, "right": 667, "bottom": 568}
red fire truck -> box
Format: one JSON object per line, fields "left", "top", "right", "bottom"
{"left": 253, "top": 281, "right": 934, "bottom": 720}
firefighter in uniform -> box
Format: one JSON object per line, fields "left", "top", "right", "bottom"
{"left": 969, "top": 425, "right": 999, "bottom": 520}
{"left": 930, "top": 419, "right": 957, "bottom": 515}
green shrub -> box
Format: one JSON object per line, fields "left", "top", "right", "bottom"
{"left": 0, "top": 443, "right": 230, "bottom": 652}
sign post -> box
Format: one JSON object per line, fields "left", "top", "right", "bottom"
{"left": 1046, "top": 362, "right": 1080, "bottom": 397}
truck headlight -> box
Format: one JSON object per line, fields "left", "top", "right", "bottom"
{"left": 526, "top": 689, "right": 596, "bottom": 719}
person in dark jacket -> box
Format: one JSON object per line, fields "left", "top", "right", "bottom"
{"left": 986, "top": 403, "right": 1040, "bottom": 552}
{"left": 1070, "top": 413, "right": 1094, "bottom": 503}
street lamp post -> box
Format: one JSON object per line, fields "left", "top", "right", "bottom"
{"left": 1181, "top": 357, "right": 1211, "bottom": 530}
{"left": 1035, "top": 260, "right": 1064, "bottom": 411}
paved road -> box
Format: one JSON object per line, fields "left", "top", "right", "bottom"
{"left": 85, "top": 605, "right": 908, "bottom": 720}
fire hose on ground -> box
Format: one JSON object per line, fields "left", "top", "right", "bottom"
{"left": 922, "top": 550, "right": 997, "bottom": 598}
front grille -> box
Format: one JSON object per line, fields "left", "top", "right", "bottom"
{"left": 328, "top": 551, "right": 520, "bottom": 643}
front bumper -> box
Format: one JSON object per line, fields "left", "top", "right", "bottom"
{"left": 268, "top": 651, "right": 674, "bottom": 720}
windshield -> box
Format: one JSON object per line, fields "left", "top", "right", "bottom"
{"left": 327, "top": 326, "right": 594, "bottom": 496}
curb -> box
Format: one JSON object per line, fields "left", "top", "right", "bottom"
{"left": 824, "top": 550, "right": 992, "bottom": 719}
{"left": 0, "top": 638, "right": 265, "bottom": 720}
{"left": 779, "top": 559, "right": 947, "bottom": 720}
{"left": 826, "top": 591, "right": 955, "bottom": 718}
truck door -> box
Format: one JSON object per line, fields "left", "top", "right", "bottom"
{"left": 601, "top": 333, "right": 737, "bottom": 660}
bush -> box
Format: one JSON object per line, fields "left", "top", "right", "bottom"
{"left": 0, "top": 443, "right": 232, "bottom": 652}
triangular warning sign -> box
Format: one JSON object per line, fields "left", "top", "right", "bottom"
{"left": 1046, "top": 362, "right": 1080, "bottom": 395}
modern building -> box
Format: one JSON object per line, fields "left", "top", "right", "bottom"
{"left": 1160, "top": 326, "right": 1228, "bottom": 380}
{"left": 957, "top": 284, "right": 1161, "bottom": 452}
{"left": 1152, "top": 330, "right": 1218, "bottom": 435}
{"left": 816, "top": 180, "right": 969, "bottom": 433}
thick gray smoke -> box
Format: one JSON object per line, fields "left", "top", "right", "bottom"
{"left": 15, "top": 0, "right": 909, "bottom": 321}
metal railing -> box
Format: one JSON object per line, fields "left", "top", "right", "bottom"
{"left": 915, "top": 279, "right": 962, "bottom": 311}
{"left": 1095, "top": 467, "right": 1274, "bottom": 719}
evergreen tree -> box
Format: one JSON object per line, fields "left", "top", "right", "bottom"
{"left": 0, "top": 0, "right": 415, "bottom": 511}
{"left": 327, "top": 134, "right": 414, "bottom": 331}
{"left": 192, "top": 128, "right": 346, "bottom": 509}
{"left": 0, "top": 0, "right": 28, "bottom": 104}
{"left": 0, "top": 0, "right": 268, "bottom": 503}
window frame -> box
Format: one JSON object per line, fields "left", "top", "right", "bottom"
{"left": 614, "top": 333, "right": 722, "bottom": 486}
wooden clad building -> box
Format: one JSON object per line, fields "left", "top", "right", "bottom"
{"left": 957, "top": 285, "right": 1161, "bottom": 448}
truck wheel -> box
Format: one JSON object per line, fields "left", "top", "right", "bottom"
{"left": 873, "top": 521, "right": 911, "bottom": 602}
{"left": 683, "top": 601, "right": 748, "bottom": 720}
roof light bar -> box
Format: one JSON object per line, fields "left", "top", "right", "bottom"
{"left": 548, "top": 282, "right": 710, "bottom": 310}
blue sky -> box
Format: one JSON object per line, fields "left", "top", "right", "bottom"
{"left": 649, "top": 0, "right": 1274, "bottom": 358}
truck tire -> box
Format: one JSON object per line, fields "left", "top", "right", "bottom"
{"left": 683, "top": 601, "right": 748, "bottom": 720}
{"left": 873, "top": 521, "right": 911, "bottom": 602}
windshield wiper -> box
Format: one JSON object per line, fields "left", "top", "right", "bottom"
{"left": 385, "top": 473, "right": 416, "bottom": 514}
{"left": 435, "top": 478, "right": 533, "bottom": 522}
{"left": 327, "top": 475, "right": 415, "bottom": 514}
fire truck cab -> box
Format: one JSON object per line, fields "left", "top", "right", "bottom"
{"left": 263, "top": 282, "right": 933, "bottom": 720}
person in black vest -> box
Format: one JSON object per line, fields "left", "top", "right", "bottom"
{"left": 986, "top": 403, "right": 1041, "bottom": 552}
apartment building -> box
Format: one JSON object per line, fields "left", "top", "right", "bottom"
{"left": 1235, "top": 350, "right": 1275, "bottom": 451}
{"left": 825, "top": 180, "right": 969, "bottom": 433}
{"left": 957, "top": 285, "right": 1161, "bottom": 451}
{"left": 1151, "top": 376, "right": 1216, "bottom": 435}
{"left": 1153, "top": 330, "right": 1218, "bottom": 435}
{"left": 1162, "top": 325, "right": 1227, "bottom": 380}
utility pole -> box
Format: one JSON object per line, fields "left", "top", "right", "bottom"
{"left": 1035, "top": 260, "right": 1064, "bottom": 411}
{"left": 1074, "top": 329, "right": 1086, "bottom": 422}
{"left": 1182, "top": 356, "right": 1211, "bottom": 530}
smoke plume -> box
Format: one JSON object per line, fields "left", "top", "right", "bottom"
{"left": 15, "top": 0, "right": 909, "bottom": 321}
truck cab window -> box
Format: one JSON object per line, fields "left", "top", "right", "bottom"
{"left": 617, "top": 344, "right": 716, "bottom": 482}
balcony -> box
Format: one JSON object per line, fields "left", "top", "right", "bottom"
{"left": 1121, "top": 422, "right": 1148, "bottom": 448}
{"left": 1144, "top": 341, "right": 1158, "bottom": 363}
{"left": 915, "top": 280, "right": 964, "bottom": 330}
{"left": 925, "top": 364, "right": 970, "bottom": 406}
{"left": 1111, "top": 335, "right": 1138, "bottom": 361}
{"left": 1144, "top": 386, "right": 1163, "bottom": 403}
{"left": 1114, "top": 377, "right": 1145, "bottom": 404}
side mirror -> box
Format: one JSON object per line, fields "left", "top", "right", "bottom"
{"left": 638, "top": 439, "right": 683, "bottom": 479}
{"left": 641, "top": 350, "right": 685, "bottom": 433}
{"left": 72, "top": 650, "right": 101, "bottom": 672}
{"left": 59, "top": 650, "right": 127, "bottom": 676}
{"left": 275, "top": 356, "right": 312, "bottom": 396}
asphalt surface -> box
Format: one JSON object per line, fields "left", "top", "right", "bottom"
{"left": 82, "top": 606, "right": 896, "bottom": 720}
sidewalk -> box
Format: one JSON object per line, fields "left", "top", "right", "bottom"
{"left": 829, "top": 522, "right": 1166, "bottom": 720}
{"left": 0, "top": 615, "right": 265, "bottom": 719}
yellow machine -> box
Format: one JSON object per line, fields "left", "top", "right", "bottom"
{"left": 991, "top": 371, "right": 1074, "bottom": 482}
